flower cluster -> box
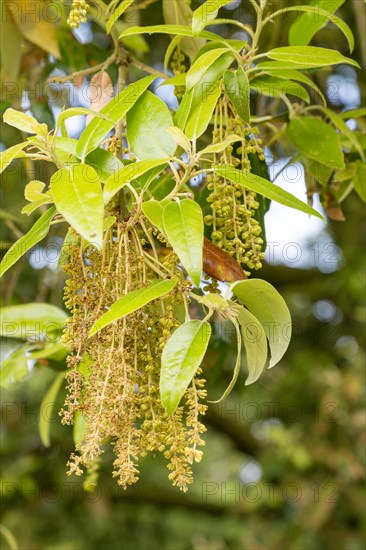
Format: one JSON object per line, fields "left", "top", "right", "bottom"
{"left": 61, "top": 223, "right": 207, "bottom": 492}
{"left": 204, "top": 98, "right": 265, "bottom": 272}
{"left": 67, "top": 0, "right": 89, "bottom": 28}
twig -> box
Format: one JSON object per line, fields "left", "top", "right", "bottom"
{"left": 47, "top": 52, "right": 117, "bottom": 84}
{"left": 128, "top": 55, "right": 167, "bottom": 78}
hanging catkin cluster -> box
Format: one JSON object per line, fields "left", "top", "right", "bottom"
{"left": 61, "top": 221, "right": 207, "bottom": 492}
{"left": 204, "top": 96, "right": 266, "bottom": 272}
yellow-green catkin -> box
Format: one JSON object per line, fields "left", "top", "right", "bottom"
{"left": 61, "top": 223, "right": 207, "bottom": 492}
{"left": 204, "top": 98, "right": 266, "bottom": 272}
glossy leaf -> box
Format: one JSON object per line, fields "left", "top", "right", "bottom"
{"left": 0, "top": 142, "right": 27, "bottom": 174}
{"left": 234, "top": 304, "right": 268, "bottom": 385}
{"left": 89, "top": 278, "right": 178, "bottom": 337}
{"left": 24, "top": 180, "right": 47, "bottom": 202}
{"left": 0, "top": 207, "right": 56, "bottom": 278}
{"left": 50, "top": 165, "right": 104, "bottom": 249}
{"left": 192, "top": 0, "right": 234, "bottom": 35}
{"left": 85, "top": 148, "right": 124, "bottom": 183}
{"left": 76, "top": 75, "right": 156, "bottom": 160}
{"left": 231, "top": 279, "right": 292, "bottom": 368}
{"left": 265, "top": 46, "right": 359, "bottom": 69}
{"left": 200, "top": 135, "right": 244, "bottom": 155}
{"left": 141, "top": 200, "right": 167, "bottom": 233}
{"left": 287, "top": 116, "right": 345, "bottom": 170}
{"left": 186, "top": 47, "right": 232, "bottom": 90}
{"left": 106, "top": 0, "right": 134, "bottom": 33}
{"left": 163, "top": 200, "right": 203, "bottom": 287}
{"left": 166, "top": 126, "right": 192, "bottom": 152}
{"left": 3, "top": 108, "right": 47, "bottom": 136}
{"left": 126, "top": 91, "right": 177, "bottom": 160}
{"left": 251, "top": 75, "right": 310, "bottom": 103}
{"left": 39, "top": 373, "right": 65, "bottom": 447}
{"left": 0, "top": 303, "right": 67, "bottom": 340}
{"left": 224, "top": 68, "right": 250, "bottom": 123}
{"left": 56, "top": 107, "right": 112, "bottom": 129}
{"left": 287, "top": 2, "right": 352, "bottom": 51}
{"left": 160, "top": 320, "right": 211, "bottom": 415}
{"left": 103, "top": 159, "right": 169, "bottom": 204}
{"left": 214, "top": 167, "right": 324, "bottom": 219}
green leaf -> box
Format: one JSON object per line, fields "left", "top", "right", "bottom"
{"left": 0, "top": 346, "right": 28, "bottom": 387}
{"left": 174, "top": 88, "right": 194, "bottom": 130}
{"left": 89, "top": 278, "right": 178, "bottom": 337}
{"left": 0, "top": 303, "right": 67, "bottom": 340}
{"left": 24, "top": 180, "right": 48, "bottom": 202}
{"left": 321, "top": 108, "right": 364, "bottom": 162}
{"left": 103, "top": 159, "right": 169, "bottom": 204}
{"left": 76, "top": 75, "right": 157, "bottom": 160}
{"left": 21, "top": 197, "right": 53, "bottom": 216}
{"left": 234, "top": 304, "right": 268, "bottom": 384}
{"left": 251, "top": 75, "right": 310, "bottom": 103}
{"left": 224, "top": 68, "right": 250, "bottom": 123}
{"left": 50, "top": 165, "right": 104, "bottom": 249}
{"left": 186, "top": 47, "right": 232, "bottom": 90}
{"left": 85, "top": 148, "right": 124, "bottom": 183}
{"left": 162, "top": 0, "right": 205, "bottom": 61}
{"left": 163, "top": 200, "right": 203, "bottom": 287}
{"left": 0, "top": 142, "right": 27, "bottom": 174}
{"left": 353, "top": 161, "right": 366, "bottom": 202}
{"left": 0, "top": 207, "right": 56, "bottom": 278}
{"left": 141, "top": 200, "right": 167, "bottom": 233}
{"left": 265, "top": 46, "right": 359, "bottom": 69}
{"left": 119, "top": 24, "right": 224, "bottom": 43}
{"left": 126, "top": 91, "right": 177, "bottom": 160}
{"left": 3, "top": 108, "right": 48, "bottom": 136}
{"left": 287, "top": 116, "right": 345, "bottom": 170}
{"left": 192, "top": 0, "right": 235, "bottom": 35}
{"left": 161, "top": 73, "right": 187, "bottom": 87}
{"left": 106, "top": 0, "right": 134, "bottom": 34}
{"left": 160, "top": 320, "right": 211, "bottom": 415}
{"left": 287, "top": 2, "right": 352, "bottom": 51}
{"left": 56, "top": 107, "right": 112, "bottom": 129}
{"left": 185, "top": 52, "right": 234, "bottom": 139}
{"left": 231, "top": 279, "right": 292, "bottom": 368}
{"left": 214, "top": 167, "right": 324, "bottom": 219}
{"left": 39, "top": 373, "right": 65, "bottom": 447}
{"left": 257, "top": 68, "right": 326, "bottom": 106}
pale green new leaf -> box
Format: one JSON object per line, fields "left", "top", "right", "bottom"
{"left": 141, "top": 200, "right": 167, "bottom": 233}
{"left": 0, "top": 303, "right": 67, "bottom": 340}
{"left": 287, "top": 116, "right": 345, "bottom": 170}
{"left": 0, "top": 346, "right": 28, "bottom": 387}
{"left": 163, "top": 200, "right": 203, "bottom": 287}
{"left": 214, "top": 167, "right": 324, "bottom": 219}
{"left": 3, "top": 108, "right": 48, "bottom": 136}
{"left": 0, "top": 142, "right": 27, "bottom": 174}
{"left": 160, "top": 320, "right": 211, "bottom": 415}
{"left": 166, "top": 126, "right": 192, "bottom": 152}
{"left": 162, "top": 0, "right": 205, "bottom": 60}
{"left": 186, "top": 47, "right": 232, "bottom": 90}
{"left": 39, "top": 372, "right": 65, "bottom": 447}
{"left": 106, "top": 0, "right": 134, "bottom": 34}
{"left": 126, "top": 91, "right": 177, "bottom": 160}
{"left": 192, "top": 0, "right": 235, "bottom": 35}
{"left": 76, "top": 75, "right": 156, "bottom": 160}
{"left": 265, "top": 46, "right": 359, "bottom": 69}
{"left": 103, "top": 159, "right": 169, "bottom": 204}
{"left": 56, "top": 107, "right": 112, "bottom": 128}
{"left": 21, "top": 197, "right": 53, "bottom": 216}
{"left": 231, "top": 279, "right": 292, "bottom": 368}
{"left": 50, "top": 165, "right": 104, "bottom": 249}
{"left": 89, "top": 278, "right": 178, "bottom": 336}
{"left": 199, "top": 134, "right": 244, "bottom": 155}
{"left": 24, "top": 180, "right": 47, "bottom": 202}
{"left": 0, "top": 207, "right": 56, "bottom": 278}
